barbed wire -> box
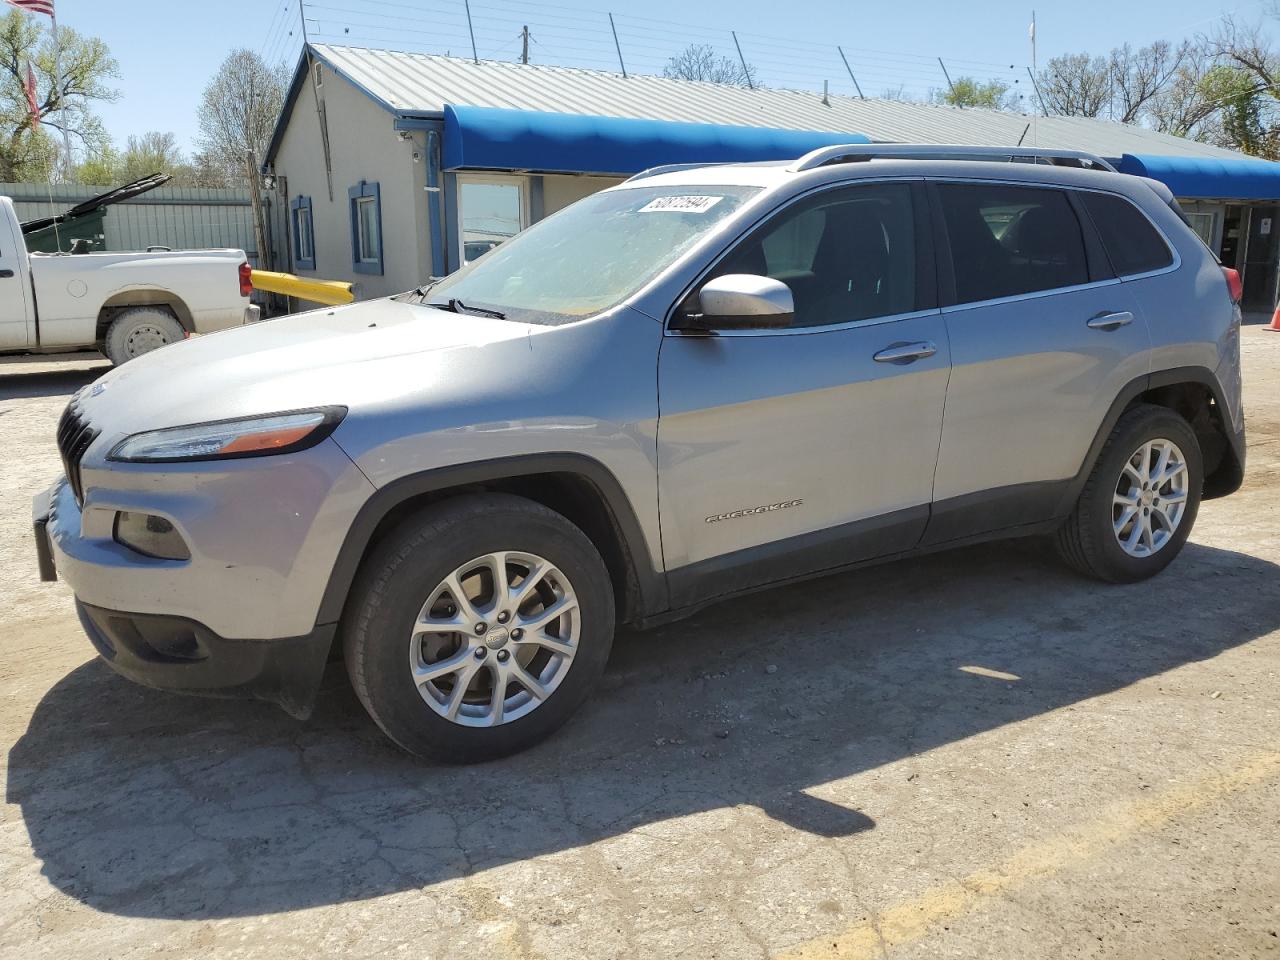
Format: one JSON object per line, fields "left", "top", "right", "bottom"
{"left": 278, "top": 0, "right": 1032, "bottom": 103}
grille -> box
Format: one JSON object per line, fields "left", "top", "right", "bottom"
{"left": 56, "top": 398, "right": 99, "bottom": 505}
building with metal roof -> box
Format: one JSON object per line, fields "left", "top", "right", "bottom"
{"left": 263, "top": 43, "right": 1280, "bottom": 310}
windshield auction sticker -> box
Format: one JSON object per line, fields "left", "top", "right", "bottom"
{"left": 639, "top": 195, "right": 725, "bottom": 213}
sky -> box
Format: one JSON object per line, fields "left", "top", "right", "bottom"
{"left": 41, "top": 0, "right": 1276, "bottom": 157}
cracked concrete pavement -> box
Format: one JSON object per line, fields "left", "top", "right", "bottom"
{"left": 1, "top": 329, "right": 1278, "bottom": 959}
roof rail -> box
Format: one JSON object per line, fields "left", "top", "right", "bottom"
{"left": 625, "top": 161, "right": 731, "bottom": 183}
{"left": 790, "top": 143, "right": 1117, "bottom": 173}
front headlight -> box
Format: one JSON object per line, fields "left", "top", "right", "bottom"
{"left": 108, "top": 407, "right": 346, "bottom": 463}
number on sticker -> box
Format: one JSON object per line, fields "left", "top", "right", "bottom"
{"left": 639, "top": 195, "right": 724, "bottom": 213}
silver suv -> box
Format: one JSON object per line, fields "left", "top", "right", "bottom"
{"left": 34, "top": 145, "right": 1246, "bottom": 761}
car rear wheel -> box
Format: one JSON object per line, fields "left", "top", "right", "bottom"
{"left": 103, "top": 307, "right": 185, "bottom": 365}
{"left": 342, "top": 493, "right": 615, "bottom": 762}
{"left": 1055, "top": 403, "right": 1203, "bottom": 583}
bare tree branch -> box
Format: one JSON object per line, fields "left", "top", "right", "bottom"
{"left": 663, "top": 44, "right": 758, "bottom": 88}
{"left": 196, "top": 49, "right": 289, "bottom": 186}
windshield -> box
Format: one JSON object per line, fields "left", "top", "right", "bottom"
{"left": 419, "top": 184, "right": 761, "bottom": 324}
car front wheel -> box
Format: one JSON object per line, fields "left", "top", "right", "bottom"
{"left": 343, "top": 493, "right": 616, "bottom": 762}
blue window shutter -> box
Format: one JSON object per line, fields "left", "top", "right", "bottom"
{"left": 349, "top": 180, "right": 383, "bottom": 276}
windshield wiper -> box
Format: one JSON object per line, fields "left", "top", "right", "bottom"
{"left": 395, "top": 278, "right": 441, "bottom": 303}
{"left": 426, "top": 298, "right": 506, "bottom": 319}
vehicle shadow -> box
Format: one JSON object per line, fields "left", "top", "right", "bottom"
{"left": 0, "top": 364, "right": 108, "bottom": 401}
{"left": 8, "top": 537, "right": 1276, "bottom": 919}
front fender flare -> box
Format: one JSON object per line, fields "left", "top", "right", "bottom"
{"left": 314, "top": 453, "right": 667, "bottom": 629}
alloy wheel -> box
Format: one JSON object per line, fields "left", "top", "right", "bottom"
{"left": 1112, "top": 438, "right": 1189, "bottom": 558}
{"left": 408, "top": 551, "right": 579, "bottom": 727}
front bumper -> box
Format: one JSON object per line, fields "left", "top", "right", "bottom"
{"left": 33, "top": 488, "right": 335, "bottom": 716}
{"left": 33, "top": 435, "right": 373, "bottom": 640}
{"left": 76, "top": 601, "right": 334, "bottom": 718}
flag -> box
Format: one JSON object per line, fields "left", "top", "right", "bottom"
{"left": 4, "top": 0, "right": 55, "bottom": 16}
{"left": 24, "top": 59, "right": 39, "bottom": 127}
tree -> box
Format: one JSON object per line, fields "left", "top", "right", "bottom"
{"left": 1037, "top": 52, "right": 1111, "bottom": 117}
{"left": 879, "top": 84, "right": 916, "bottom": 102}
{"left": 77, "top": 132, "right": 232, "bottom": 187}
{"left": 196, "top": 49, "right": 289, "bottom": 185}
{"left": 1202, "top": 15, "right": 1280, "bottom": 158}
{"left": 663, "top": 43, "right": 758, "bottom": 88}
{"left": 1200, "top": 64, "right": 1276, "bottom": 158}
{"left": 934, "top": 76, "right": 1014, "bottom": 110}
{"left": 73, "top": 145, "right": 119, "bottom": 185}
{"left": 113, "top": 130, "right": 182, "bottom": 182}
{"left": 1108, "top": 41, "right": 1193, "bottom": 123}
{"left": 0, "top": 10, "right": 117, "bottom": 181}
{"left": 1139, "top": 42, "right": 1211, "bottom": 138}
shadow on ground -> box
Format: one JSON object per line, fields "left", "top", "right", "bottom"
{"left": 8, "top": 537, "right": 1277, "bottom": 919}
{"left": 0, "top": 365, "right": 108, "bottom": 402}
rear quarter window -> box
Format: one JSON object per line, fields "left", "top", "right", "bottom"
{"left": 1080, "top": 192, "right": 1174, "bottom": 277}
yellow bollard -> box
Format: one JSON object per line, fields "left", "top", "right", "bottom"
{"left": 250, "top": 270, "right": 356, "bottom": 307}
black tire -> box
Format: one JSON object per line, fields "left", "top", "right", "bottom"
{"left": 103, "top": 307, "right": 185, "bottom": 365}
{"left": 1055, "top": 403, "right": 1203, "bottom": 583}
{"left": 342, "top": 493, "right": 616, "bottom": 763}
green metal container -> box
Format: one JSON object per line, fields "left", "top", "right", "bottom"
{"left": 23, "top": 208, "right": 108, "bottom": 253}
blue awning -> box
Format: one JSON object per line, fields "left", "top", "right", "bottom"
{"left": 442, "top": 104, "right": 870, "bottom": 176}
{"left": 1117, "top": 153, "right": 1280, "bottom": 200}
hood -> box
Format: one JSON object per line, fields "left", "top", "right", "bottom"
{"left": 77, "top": 298, "right": 534, "bottom": 440}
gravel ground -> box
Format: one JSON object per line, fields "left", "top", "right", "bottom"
{"left": 1, "top": 332, "right": 1277, "bottom": 960}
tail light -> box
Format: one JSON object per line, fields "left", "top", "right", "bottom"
{"left": 1222, "top": 266, "right": 1243, "bottom": 304}
{"left": 238, "top": 261, "right": 253, "bottom": 298}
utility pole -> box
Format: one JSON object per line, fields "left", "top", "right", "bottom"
{"left": 609, "top": 13, "right": 628, "bottom": 78}
{"left": 837, "top": 47, "right": 865, "bottom": 100}
{"left": 245, "top": 149, "right": 271, "bottom": 273}
{"left": 731, "top": 31, "right": 754, "bottom": 91}
{"left": 520, "top": 25, "right": 530, "bottom": 64}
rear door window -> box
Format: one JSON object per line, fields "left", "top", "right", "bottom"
{"left": 1080, "top": 191, "right": 1175, "bottom": 276}
{"left": 936, "top": 182, "right": 1088, "bottom": 304}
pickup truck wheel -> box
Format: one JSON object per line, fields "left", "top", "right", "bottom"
{"left": 103, "top": 307, "right": 185, "bottom": 365}
{"left": 343, "top": 493, "right": 616, "bottom": 763}
{"left": 1055, "top": 404, "right": 1203, "bottom": 583}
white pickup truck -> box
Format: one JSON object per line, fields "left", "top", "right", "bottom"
{"left": 1, "top": 195, "right": 259, "bottom": 365}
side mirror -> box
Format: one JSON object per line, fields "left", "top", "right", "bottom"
{"left": 674, "top": 274, "right": 794, "bottom": 331}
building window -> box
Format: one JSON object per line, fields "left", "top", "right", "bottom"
{"left": 348, "top": 180, "right": 383, "bottom": 275}
{"left": 458, "top": 176, "right": 528, "bottom": 264}
{"left": 290, "top": 195, "right": 315, "bottom": 270}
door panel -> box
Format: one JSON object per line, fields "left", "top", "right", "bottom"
{"left": 0, "top": 206, "right": 32, "bottom": 349}
{"left": 928, "top": 285, "right": 1148, "bottom": 539}
{"left": 658, "top": 317, "right": 950, "bottom": 595}
{"left": 925, "top": 179, "right": 1151, "bottom": 544}
{"left": 657, "top": 179, "right": 950, "bottom": 607}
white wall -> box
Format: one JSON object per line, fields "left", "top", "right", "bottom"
{"left": 272, "top": 66, "right": 429, "bottom": 299}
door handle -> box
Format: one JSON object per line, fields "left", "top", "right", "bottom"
{"left": 873, "top": 340, "right": 937, "bottom": 364}
{"left": 1087, "top": 311, "right": 1134, "bottom": 331}
{"left": 0, "top": 269, "right": 13, "bottom": 278}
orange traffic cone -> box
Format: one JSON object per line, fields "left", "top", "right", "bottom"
{"left": 1270, "top": 304, "right": 1280, "bottom": 332}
